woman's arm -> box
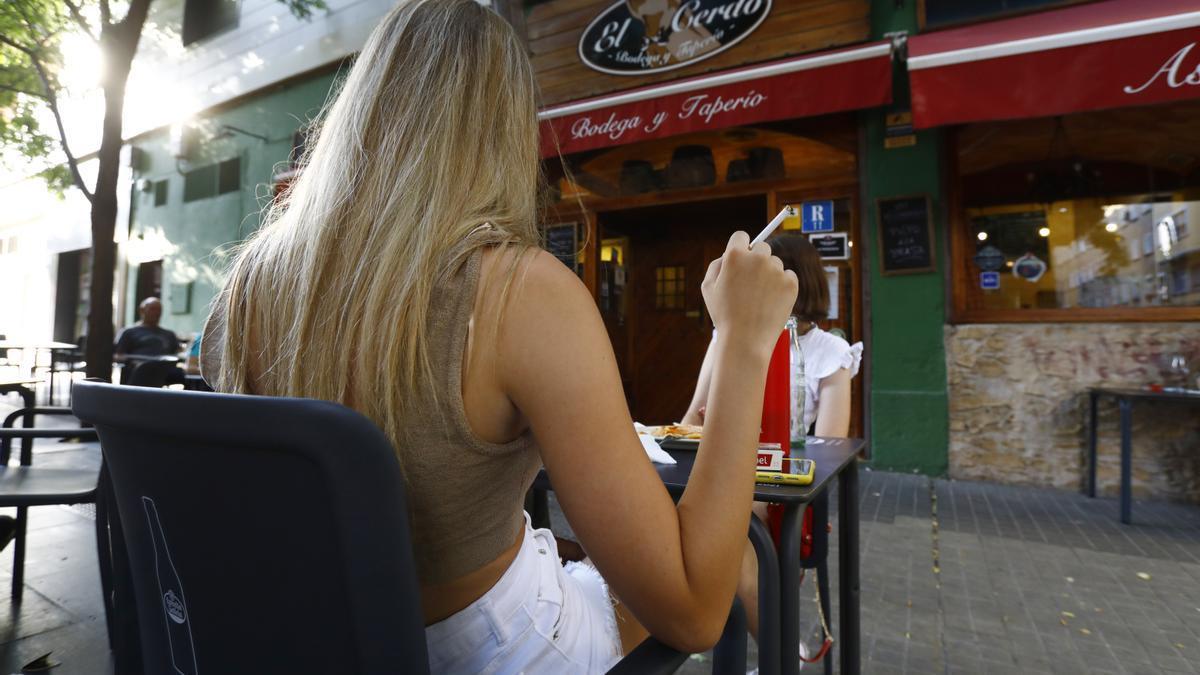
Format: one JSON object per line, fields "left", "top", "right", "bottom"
{"left": 680, "top": 338, "right": 715, "bottom": 426}
{"left": 498, "top": 234, "right": 795, "bottom": 652}
{"left": 813, "top": 367, "right": 851, "bottom": 437}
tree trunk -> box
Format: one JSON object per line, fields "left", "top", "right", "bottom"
{"left": 83, "top": 3, "right": 151, "bottom": 381}
{"left": 83, "top": 68, "right": 126, "bottom": 380}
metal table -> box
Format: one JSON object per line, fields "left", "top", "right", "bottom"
{"left": 0, "top": 341, "right": 79, "bottom": 404}
{"left": 0, "top": 379, "right": 39, "bottom": 409}
{"left": 533, "top": 436, "right": 864, "bottom": 675}
{"left": 1086, "top": 387, "right": 1200, "bottom": 524}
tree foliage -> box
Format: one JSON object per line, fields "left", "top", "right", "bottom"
{"left": 0, "top": 1, "right": 82, "bottom": 197}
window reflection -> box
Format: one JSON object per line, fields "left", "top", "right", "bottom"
{"left": 967, "top": 196, "right": 1200, "bottom": 309}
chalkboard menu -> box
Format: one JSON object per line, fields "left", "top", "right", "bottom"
{"left": 545, "top": 222, "right": 580, "bottom": 275}
{"left": 877, "top": 195, "right": 935, "bottom": 276}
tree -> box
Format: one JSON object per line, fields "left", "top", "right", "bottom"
{"left": 0, "top": 0, "right": 323, "bottom": 380}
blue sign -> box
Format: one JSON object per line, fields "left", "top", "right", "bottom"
{"left": 980, "top": 271, "right": 1000, "bottom": 290}
{"left": 801, "top": 200, "right": 835, "bottom": 233}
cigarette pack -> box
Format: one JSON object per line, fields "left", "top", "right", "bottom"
{"left": 757, "top": 444, "right": 784, "bottom": 472}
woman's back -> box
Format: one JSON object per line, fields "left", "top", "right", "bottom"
{"left": 393, "top": 249, "right": 541, "bottom": 584}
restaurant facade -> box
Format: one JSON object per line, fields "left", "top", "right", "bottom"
{"left": 117, "top": 0, "right": 1199, "bottom": 501}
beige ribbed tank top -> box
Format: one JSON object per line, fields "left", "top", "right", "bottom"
{"left": 401, "top": 248, "right": 542, "bottom": 584}
{"left": 201, "top": 247, "right": 543, "bottom": 585}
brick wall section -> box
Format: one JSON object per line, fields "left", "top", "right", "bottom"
{"left": 944, "top": 323, "right": 1200, "bottom": 501}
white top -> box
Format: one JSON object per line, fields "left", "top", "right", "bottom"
{"left": 791, "top": 326, "right": 863, "bottom": 437}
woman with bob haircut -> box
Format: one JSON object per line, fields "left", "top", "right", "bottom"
{"left": 683, "top": 232, "right": 863, "bottom": 657}
{"left": 201, "top": 0, "right": 799, "bottom": 672}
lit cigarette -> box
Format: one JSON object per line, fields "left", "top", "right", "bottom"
{"left": 750, "top": 205, "right": 795, "bottom": 248}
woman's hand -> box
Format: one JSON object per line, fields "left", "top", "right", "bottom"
{"left": 701, "top": 231, "right": 798, "bottom": 354}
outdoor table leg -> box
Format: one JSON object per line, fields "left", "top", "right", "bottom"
{"left": 1119, "top": 397, "right": 1132, "bottom": 525}
{"left": 816, "top": 557, "right": 832, "bottom": 675}
{"left": 527, "top": 488, "right": 550, "bottom": 529}
{"left": 838, "top": 458, "right": 860, "bottom": 675}
{"left": 1087, "top": 390, "right": 1098, "bottom": 498}
{"left": 47, "top": 348, "right": 56, "bottom": 406}
{"left": 749, "top": 515, "right": 781, "bottom": 675}
{"left": 780, "top": 504, "right": 804, "bottom": 675}
{"left": 807, "top": 493, "right": 833, "bottom": 675}
{"left": 712, "top": 596, "right": 747, "bottom": 675}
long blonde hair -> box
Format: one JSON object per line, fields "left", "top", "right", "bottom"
{"left": 211, "top": 0, "right": 543, "bottom": 446}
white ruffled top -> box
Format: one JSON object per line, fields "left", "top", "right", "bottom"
{"left": 791, "top": 325, "right": 863, "bottom": 436}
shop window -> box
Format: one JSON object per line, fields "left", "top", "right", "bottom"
{"left": 153, "top": 180, "right": 168, "bottom": 207}
{"left": 182, "top": 0, "right": 238, "bottom": 46}
{"left": 953, "top": 103, "right": 1200, "bottom": 321}
{"left": 922, "top": 0, "right": 1087, "bottom": 29}
{"left": 654, "top": 266, "right": 685, "bottom": 310}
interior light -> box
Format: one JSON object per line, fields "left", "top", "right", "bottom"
{"left": 1105, "top": 222, "right": 1119, "bottom": 233}
{"left": 1006, "top": 261, "right": 1014, "bottom": 268}
{"left": 1038, "top": 227, "right": 1051, "bottom": 237}
{"left": 977, "top": 232, "right": 988, "bottom": 241}
{"left": 1058, "top": 206, "right": 1069, "bottom": 213}
{"left": 847, "top": 240, "right": 854, "bottom": 248}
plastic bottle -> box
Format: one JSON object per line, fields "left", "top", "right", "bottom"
{"left": 759, "top": 326, "right": 792, "bottom": 457}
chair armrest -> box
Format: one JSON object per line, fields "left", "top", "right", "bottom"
{"left": 3, "top": 406, "right": 76, "bottom": 429}
{"left": 605, "top": 636, "right": 690, "bottom": 675}
{"left": 0, "top": 428, "right": 98, "bottom": 466}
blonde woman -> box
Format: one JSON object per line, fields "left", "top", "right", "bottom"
{"left": 201, "top": 1, "right": 796, "bottom": 672}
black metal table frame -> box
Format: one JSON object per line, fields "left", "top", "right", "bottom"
{"left": 0, "top": 382, "right": 36, "bottom": 410}
{"left": 1086, "top": 387, "right": 1200, "bottom": 525}
{"left": 531, "top": 444, "right": 860, "bottom": 675}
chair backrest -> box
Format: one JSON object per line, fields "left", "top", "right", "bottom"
{"left": 127, "top": 359, "right": 174, "bottom": 387}
{"left": 71, "top": 380, "right": 430, "bottom": 675}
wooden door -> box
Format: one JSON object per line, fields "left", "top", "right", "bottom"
{"left": 601, "top": 195, "right": 765, "bottom": 424}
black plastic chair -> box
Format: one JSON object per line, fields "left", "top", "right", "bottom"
{"left": 0, "top": 406, "right": 100, "bottom": 601}
{"left": 72, "top": 381, "right": 690, "bottom": 675}
{"left": 125, "top": 359, "right": 176, "bottom": 387}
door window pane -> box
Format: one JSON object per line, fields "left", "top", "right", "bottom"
{"left": 654, "top": 266, "right": 685, "bottom": 310}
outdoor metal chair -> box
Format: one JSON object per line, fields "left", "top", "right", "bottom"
{"left": 0, "top": 406, "right": 100, "bottom": 601}
{"left": 72, "top": 381, "right": 691, "bottom": 675}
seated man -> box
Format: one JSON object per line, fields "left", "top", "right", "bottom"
{"left": 115, "top": 297, "right": 185, "bottom": 385}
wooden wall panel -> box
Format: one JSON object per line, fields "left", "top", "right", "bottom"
{"left": 526, "top": 0, "right": 870, "bottom": 106}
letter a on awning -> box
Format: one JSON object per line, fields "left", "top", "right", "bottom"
{"left": 908, "top": 0, "right": 1200, "bottom": 129}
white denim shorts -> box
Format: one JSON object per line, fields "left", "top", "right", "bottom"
{"left": 424, "top": 513, "right": 623, "bottom": 674}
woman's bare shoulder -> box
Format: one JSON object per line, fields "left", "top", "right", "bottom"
{"left": 478, "top": 245, "right": 591, "bottom": 308}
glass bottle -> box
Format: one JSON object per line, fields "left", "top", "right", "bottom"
{"left": 787, "top": 316, "right": 806, "bottom": 450}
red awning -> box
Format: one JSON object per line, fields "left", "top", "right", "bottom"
{"left": 539, "top": 42, "right": 892, "bottom": 157}
{"left": 908, "top": 0, "right": 1200, "bottom": 129}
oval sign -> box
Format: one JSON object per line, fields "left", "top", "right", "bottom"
{"left": 578, "top": 0, "right": 772, "bottom": 76}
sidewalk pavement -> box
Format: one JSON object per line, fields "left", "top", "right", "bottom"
{"left": 0, "top": 391, "right": 1197, "bottom": 673}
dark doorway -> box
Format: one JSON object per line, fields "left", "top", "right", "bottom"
{"left": 53, "top": 249, "right": 90, "bottom": 343}
{"left": 599, "top": 194, "right": 766, "bottom": 425}
{"left": 134, "top": 260, "right": 163, "bottom": 320}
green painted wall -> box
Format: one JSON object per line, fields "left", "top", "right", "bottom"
{"left": 861, "top": 0, "right": 949, "bottom": 474}
{"left": 125, "top": 68, "right": 341, "bottom": 338}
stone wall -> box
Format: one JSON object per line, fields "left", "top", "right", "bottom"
{"left": 945, "top": 323, "right": 1200, "bottom": 501}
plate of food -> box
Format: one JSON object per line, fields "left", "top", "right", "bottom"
{"left": 641, "top": 423, "right": 702, "bottom": 450}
